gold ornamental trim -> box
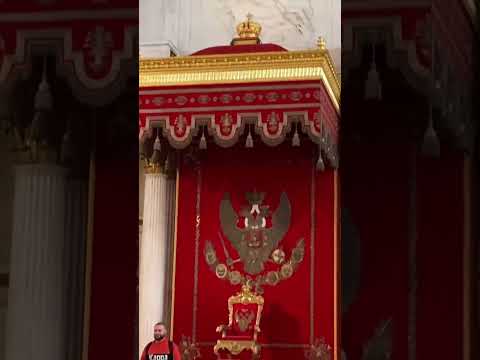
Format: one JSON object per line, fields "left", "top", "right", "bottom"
{"left": 139, "top": 49, "right": 340, "bottom": 111}
{"left": 214, "top": 339, "right": 260, "bottom": 356}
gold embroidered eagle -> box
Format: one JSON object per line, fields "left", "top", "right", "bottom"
{"left": 219, "top": 191, "right": 291, "bottom": 275}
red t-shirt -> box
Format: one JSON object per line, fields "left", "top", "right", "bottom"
{"left": 140, "top": 338, "right": 181, "bottom": 360}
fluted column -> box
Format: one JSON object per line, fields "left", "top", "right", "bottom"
{"left": 5, "top": 164, "right": 67, "bottom": 360}
{"left": 139, "top": 166, "right": 176, "bottom": 354}
{"left": 64, "top": 179, "right": 88, "bottom": 360}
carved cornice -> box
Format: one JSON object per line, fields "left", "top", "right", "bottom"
{"left": 140, "top": 49, "right": 340, "bottom": 111}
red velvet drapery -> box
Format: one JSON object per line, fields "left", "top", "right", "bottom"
{"left": 172, "top": 143, "right": 337, "bottom": 359}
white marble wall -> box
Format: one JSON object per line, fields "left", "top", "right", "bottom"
{"left": 140, "top": 0, "right": 340, "bottom": 71}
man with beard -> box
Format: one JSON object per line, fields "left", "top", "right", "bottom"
{"left": 140, "top": 322, "right": 181, "bottom": 360}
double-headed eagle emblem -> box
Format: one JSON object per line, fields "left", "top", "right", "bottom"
{"left": 221, "top": 191, "right": 290, "bottom": 275}
{"left": 204, "top": 191, "right": 305, "bottom": 291}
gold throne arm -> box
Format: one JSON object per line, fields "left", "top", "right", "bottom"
{"left": 253, "top": 325, "right": 261, "bottom": 341}
{"left": 216, "top": 323, "right": 232, "bottom": 337}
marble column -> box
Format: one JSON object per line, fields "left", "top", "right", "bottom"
{"left": 5, "top": 164, "right": 67, "bottom": 360}
{"left": 139, "top": 167, "right": 176, "bottom": 354}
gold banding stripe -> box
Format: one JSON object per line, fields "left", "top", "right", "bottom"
{"left": 140, "top": 102, "right": 322, "bottom": 114}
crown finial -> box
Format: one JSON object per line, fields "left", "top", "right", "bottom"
{"left": 232, "top": 14, "right": 262, "bottom": 46}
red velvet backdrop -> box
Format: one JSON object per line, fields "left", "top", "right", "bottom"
{"left": 87, "top": 115, "right": 138, "bottom": 360}
{"left": 88, "top": 155, "right": 138, "bottom": 360}
{"left": 341, "top": 143, "right": 410, "bottom": 360}
{"left": 172, "top": 143, "right": 337, "bottom": 359}
{"left": 341, "top": 142, "right": 467, "bottom": 359}
{"left": 416, "top": 152, "right": 465, "bottom": 359}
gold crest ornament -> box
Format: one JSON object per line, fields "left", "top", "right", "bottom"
{"left": 203, "top": 191, "right": 305, "bottom": 292}
{"left": 235, "top": 309, "right": 255, "bottom": 332}
{"left": 179, "top": 335, "right": 201, "bottom": 360}
{"left": 304, "top": 338, "right": 332, "bottom": 360}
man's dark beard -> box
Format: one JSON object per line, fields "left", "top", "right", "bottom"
{"left": 154, "top": 334, "right": 165, "bottom": 341}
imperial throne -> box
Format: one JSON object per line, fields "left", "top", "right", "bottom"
{"left": 214, "top": 285, "right": 264, "bottom": 359}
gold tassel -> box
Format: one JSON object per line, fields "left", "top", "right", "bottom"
{"left": 316, "top": 148, "right": 325, "bottom": 171}
{"left": 246, "top": 126, "right": 253, "bottom": 148}
{"left": 292, "top": 124, "right": 300, "bottom": 147}
{"left": 153, "top": 134, "right": 161, "bottom": 151}
{"left": 199, "top": 128, "right": 207, "bottom": 150}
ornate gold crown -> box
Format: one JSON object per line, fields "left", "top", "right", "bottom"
{"left": 232, "top": 14, "right": 262, "bottom": 45}
{"left": 236, "top": 13, "right": 261, "bottom": 38}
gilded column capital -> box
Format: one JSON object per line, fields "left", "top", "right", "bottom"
{"left": 144, "top": 162, "right": 165, "bottom": 174}
{"left": 141, "top": 141, "right": 177, "bottom": 178}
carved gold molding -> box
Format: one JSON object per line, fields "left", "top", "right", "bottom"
{"left": 139, "top": 49, "right": 340, "bottom": 111}
{"left": 214, "top": 339, "right": 260, "bottom": 356}
{"left": 143, "top": 163, "right": 164, "bottom": 174}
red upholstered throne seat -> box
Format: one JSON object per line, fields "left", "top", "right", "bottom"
{"left": 214, "top": 285, "right": 264, "bottom": 358}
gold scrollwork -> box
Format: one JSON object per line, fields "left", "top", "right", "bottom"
{"left": 214, "top": 339, "right": 260, "bottom": 356}
{"left": 304, "top": 338, "right": 331, "bottom": 360}
{"left": 228, "top": 270, "right": 242, "bottom": 285}
{"left": 179, "top": 335, "right": 201, "bottom": 360}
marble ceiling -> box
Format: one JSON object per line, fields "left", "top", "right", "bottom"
{"left": 140, "top": 0, "right": 341, "bottom": 73}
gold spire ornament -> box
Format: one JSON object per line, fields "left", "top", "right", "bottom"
{"left": 232, "top": 13, "right": 262, "bottom": 46}
{"left": 318, "top": 37, "right": 326, "bottom": 51}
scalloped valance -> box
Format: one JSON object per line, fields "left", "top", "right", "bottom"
{"left": 139, "top": 42, "right": 340, "bottom": 168}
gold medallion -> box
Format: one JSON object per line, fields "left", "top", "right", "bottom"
{"left": 215, "top": 263, "right": 228, "bottom": 279}
{"left": 280, "top": 263, "right": 293, "bottom": 279}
